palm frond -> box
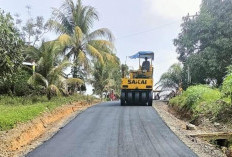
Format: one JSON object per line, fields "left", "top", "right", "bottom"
{"left": 81, "top": 6, "right": 98, "bottom": 33}
{"left": 23, "top": 45, "right": 41, "bottom": 62}
{"left": 47, "top": 84, "right": 61, "bottom": 96}
{"left": 157, "top": 63, "right": 182, "bottom": 90}
{"left": 51, "top": 7, "right": 73, "bottom": 35}
{"left": 28, "top": 72, "right": 48, "bottom": 87}
{"left": 51, "top": 40, "right": 65, "bottom": 56}
{"left": 47, "top": 19, "right": 68, "bottom": 34}
{"left": 74, "top": 26, "right": 83, "bottom": 41}
{"left": 88, "top": 28, "right": 114, "bottom": 41}
{"left": 86, "top": 44, "right": 104, "bottom": 64}
{"left": 65, "top": 78, "right": 84, "bottom": 85}
{"left": 89, "top": 40, "right": 115, "bottom": 50}
{"left": 58, "top": 34, "right": 72, "bottom": 46}
{"left": 77, "top": 50, "right": 86, "bottom": 64}
{"left": 48, "top": 60, "right": 72, "bottom": 84}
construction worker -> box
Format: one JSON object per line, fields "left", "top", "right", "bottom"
{"left": 142, "top": 57, "right": 150, "bottom": 71}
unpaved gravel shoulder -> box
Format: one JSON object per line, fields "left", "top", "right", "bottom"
{"left": 153, "top": 101, "right": 226, "bottom": 157}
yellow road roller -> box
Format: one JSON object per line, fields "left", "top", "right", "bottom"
{"left": 121, "top": 51, "right": 154, "bottom": 106}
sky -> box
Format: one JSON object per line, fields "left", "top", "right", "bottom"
{"left": 0, "top": 0, "right": 201, "bottom": 93}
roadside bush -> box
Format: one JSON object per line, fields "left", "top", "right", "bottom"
{"left": 0, "top": 69, "right": 35, "bottom": 96}
{"left": 222, "top": 73, "right": 232, "bottom": 103}
{"left": 169, "top": 85, "right": 222, "bottom": 118}
{"left": 14, "top": 70, "right": 32, "bottom": 96}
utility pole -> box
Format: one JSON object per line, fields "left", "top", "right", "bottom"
{"left": 125, "top": 56, "right": 128, "bottom": 65}
{"left": 187, "top": 65, "right": 191, "bottom": 84}
{"left": 183, "top": 12, "right": 197, "bottom": 86}
{"left": 186, "top": 12, "right": 199, "bottom": 19}
{"left": 183, "top": 12, "right": 199, "bottom": 22}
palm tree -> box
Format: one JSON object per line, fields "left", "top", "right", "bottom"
{"left": 157, "top": 63, "right": 182, "bottom": 92}
{"left": 50, "top": 0, "right": 98, "bottom": 35}
{"left": 26, "top": 41, "right": 83, "bottom": 99}
{"left": 57, "top": 26, "right": 117, "bottom": 67}
{"left": 49, "top": 0, "right": 118, "bottom": 77}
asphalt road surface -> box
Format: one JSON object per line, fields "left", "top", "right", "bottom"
{"left": 27, "top": 101, "right": 197, "bottom": 157}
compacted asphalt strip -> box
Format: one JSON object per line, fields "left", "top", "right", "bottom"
{"left": 26, "top": 101, "right": 197, "bottom": 157}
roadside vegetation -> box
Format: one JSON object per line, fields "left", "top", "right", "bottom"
{"left": 158, "top": 0, "right": 232, "bottom": 125}
{"left": 0, "top": 94, "right": 95, "bottom": 131}
{"left": 0, "top": 0, "right": 122, "bottom": 131}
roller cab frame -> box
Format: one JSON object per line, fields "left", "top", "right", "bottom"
{"left": 121, "top": 51, "right": 154, "bottom": 106}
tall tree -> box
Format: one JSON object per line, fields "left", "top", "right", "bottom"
{"left": 0, "top": 10, "right": 24, "bottom": 94}
{"left": 14, "top": 6, "right": 49, "bottom": 46}
{"left": 174, "top": 0, "right": 232, "bottom": 86}
{"left": 49, "top": 0, "right": 116, "bottom": 78}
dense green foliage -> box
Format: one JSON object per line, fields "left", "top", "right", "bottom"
{"left": 13, "top": 69, "right": 32, "bottom": 96}
{"left": 0, "top": 0, "right": 121, "bottom": 131}
{"left": 26, "top": 41, "right": 86, "bottom": 99}
{"left": 0, "top": 94, "right": 95, "bottom": 131}
{"left": 91, "top": 61, "right": 121, "bottom": 99}
{"left": 121, "top": 64, "right": 129, "bottom": 77}
{"left": 0, "top": 10, "right": 24, "bottom": 94}
{"left": 161, "top": 0, "right": 232, "bottom": 125}
{"left": 92, "top": 63, "right": 110, "bottom": 99}
{"left": 169, "top": 63, "right": 232, "bottom": 124}
{"left": 110, "top": 64, "right": 122, "bottom": 95}
{"left": 0, "top": 0, "right": 122, "bottom": 133}
{"left": 169, "top": 85, "right": 225, "bottom": 119}
{"left": 222, "top": 73, "right": 232, "bottom": 102}
{"left": 174, "top": 0, "right": 232, "bottom": 87}
{"left": 0, "top": 0, "right": 121, "bottom": 98}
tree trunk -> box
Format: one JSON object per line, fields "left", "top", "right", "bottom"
{"left": 72, "top": 65, "right": 78, "bottom": 78}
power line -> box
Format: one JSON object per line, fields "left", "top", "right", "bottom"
{"left": 116, "top": 20, "right": 181, "bottom": 40}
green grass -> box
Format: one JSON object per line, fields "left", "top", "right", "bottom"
{"left": 169, "top": 85, "right": 227, "bottom": 119}
{"left": 0, "top": 95, "right": 96, "bottom": 131}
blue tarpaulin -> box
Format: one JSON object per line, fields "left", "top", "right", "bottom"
{"left": 129, "top": 51, "right": 154, "bottom": 60}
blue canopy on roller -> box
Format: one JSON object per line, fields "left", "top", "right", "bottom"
{"left": 129, "top": 51, "right": 154, "bottom": 60}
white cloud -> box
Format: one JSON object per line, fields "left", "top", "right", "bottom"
{"left": 145, "top": 0, "right": 202, "bottom": 19}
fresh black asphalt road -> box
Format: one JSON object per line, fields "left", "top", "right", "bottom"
{"left": 27, "top": 101, "right": 197, "bottom": 157}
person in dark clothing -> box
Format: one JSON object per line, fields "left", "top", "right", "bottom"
{"left": 142, "top": 57, "right": 150, "bottom": 71}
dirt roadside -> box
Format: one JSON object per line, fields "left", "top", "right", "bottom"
{"left": 0, "top": 100, "right": 99, "bottom": 157}
{"left": 153, "top": 101, "right": 227, "bottom": 157}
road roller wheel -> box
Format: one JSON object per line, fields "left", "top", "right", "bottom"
{"left": 141, "top": 92, "right": 147, "bottom": 104}
{"left": 121, "top": 91, "right": 126, "bottom": 106}
{"left": 148, "top": 91, "right": 153, "bottom": 106}
{"left": 128, "top": 92, "right": 133, "bottom": 105}
{"left": 135, "top": 92, "right": 139, "bottom": 104}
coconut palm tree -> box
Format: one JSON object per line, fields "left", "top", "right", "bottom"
{"left": 26, "top": 41, "right": 83, "bottom": 99}
{"left": 49, "top": 0, "right": 118, "bottom": 77}
{"left": 50, "top": 0, "right": 98, "bottom": 35}
{"left": 157, "top": 63, "right": 182, "bottom": 92}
